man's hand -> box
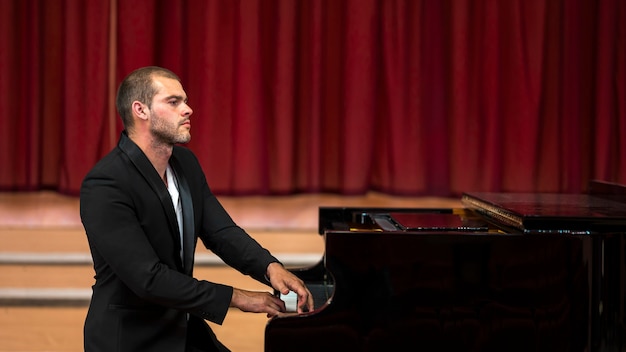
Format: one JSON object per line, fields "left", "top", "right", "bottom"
{"left": 266, "top": 262, "right": 314, "bottom": 314}
{"left": 229, "top": 288, "right": 287, "bottom": 318}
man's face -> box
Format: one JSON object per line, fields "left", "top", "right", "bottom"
{"left": 148, "top": 76, "right": 193, "bottom": 145}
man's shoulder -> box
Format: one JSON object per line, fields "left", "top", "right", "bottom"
{"left": 90, "top": 147, "right": 126, "bottom": 171}
{"left": 82, "top": 147, "right": 131, "bottom": 185}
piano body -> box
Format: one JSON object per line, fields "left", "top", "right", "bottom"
{"left": 265, "top": 181, "right": 626, "bottom": 351}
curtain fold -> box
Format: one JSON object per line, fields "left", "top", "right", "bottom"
{"left": 60, "top": 0, "right": 112, "bottom": 194}
{"left": 1, "top": 0, "right": 624, "bottom": 196}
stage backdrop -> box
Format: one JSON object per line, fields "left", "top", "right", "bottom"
{"left": 1, "top": 0, "right": 624, "bottom": 196}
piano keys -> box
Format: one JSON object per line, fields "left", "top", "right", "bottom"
{"left": 265, "top": 180, "right": 626, "bottom": 351}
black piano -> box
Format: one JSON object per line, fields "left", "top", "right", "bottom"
{"left": 265, "top": 181, "right": 626, "bottom": 351}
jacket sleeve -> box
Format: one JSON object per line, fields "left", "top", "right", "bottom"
{"left": 182, "top": 155, "right": 280, "bottom": 285}
{"left": 198, "top": 187, "right": 280, "bottom": 285}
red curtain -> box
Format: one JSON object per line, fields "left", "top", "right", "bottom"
{"left": 0, "top": 0, "right": 112, "bottom": 194}
{"left": 1, "top": 0, "right": 625, "bottom": 196}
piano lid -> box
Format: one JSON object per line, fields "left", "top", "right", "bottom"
{"left": 461, "top": 192, "right": 626, "bottom": 234}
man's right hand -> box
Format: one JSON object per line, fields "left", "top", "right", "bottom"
{"left": 230, "top": 288, "right": 287, "bottom": 317}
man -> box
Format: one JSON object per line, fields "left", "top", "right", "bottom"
{"left": 80, "top": 66, "right": 313, "bottom": 352}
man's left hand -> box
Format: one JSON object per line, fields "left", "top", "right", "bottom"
{"left": 266, "top": 262, "right": 314, "bottom": 314}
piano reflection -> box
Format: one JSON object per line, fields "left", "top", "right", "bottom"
{"left": 265, "top": 180, "right": 626, "bottom": 351}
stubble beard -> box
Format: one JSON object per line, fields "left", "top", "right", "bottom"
{"left": 153, "top": 127, "right": 191, "bottom": 146}
{"left": 150, "top": 107, "right": 191, "bottom": 146}
{"left": 150, "top": 117, "right": 191, "bottom": 146}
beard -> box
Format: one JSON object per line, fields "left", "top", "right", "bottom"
{"left": 150, "top": 112, "right": 191, "bottom": 145}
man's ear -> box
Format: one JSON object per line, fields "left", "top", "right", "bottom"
{"left": 132, "top": 101, "right": 149, "bottom": 121}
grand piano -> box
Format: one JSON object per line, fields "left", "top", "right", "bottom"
{"left": 265, "top": 181, "right": 626, "bottom": 351}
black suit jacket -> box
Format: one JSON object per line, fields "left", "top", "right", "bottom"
{"left": 80, "top": 132, "right": 278, "bottom": 352}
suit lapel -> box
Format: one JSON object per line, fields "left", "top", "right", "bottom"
{"left": 118, "top": 132, "right": 184, "bottom": 270}
{"left": 170, "top": 154, "right": 195, "bottom": 275}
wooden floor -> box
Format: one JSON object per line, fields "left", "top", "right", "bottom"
{"left": 0, "top": 191, "right": 460, "bottom": 352}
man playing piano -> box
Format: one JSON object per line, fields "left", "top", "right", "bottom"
{"left": 80, "top": 66, "right": 313, "bottom": 352}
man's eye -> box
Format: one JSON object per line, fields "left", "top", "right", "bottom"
{"left": 169, "top": 100, "right": 178, "bottom": 105}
